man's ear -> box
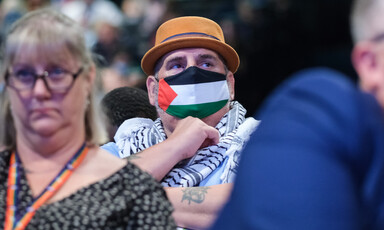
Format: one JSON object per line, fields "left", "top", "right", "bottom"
{"left": 226, "top": 71, "right": 235, "bottom": 101}
{"left": 146, "top": 75, "right": 157, "bottom": 106}
{"left": 352, "top": 41, "right": 379, "bottom": 85}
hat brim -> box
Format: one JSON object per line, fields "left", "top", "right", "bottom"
{"left": 141, "top": 37, "right": 240, "bottom": 76}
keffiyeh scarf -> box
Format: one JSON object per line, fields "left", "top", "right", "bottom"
{"left": 114, "top": 101, "right": 259, "bottom": 187}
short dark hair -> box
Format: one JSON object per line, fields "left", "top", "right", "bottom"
{"left": 101, "top": 87, "right": 158, "bottom": 127}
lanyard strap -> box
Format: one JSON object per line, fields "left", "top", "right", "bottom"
{"left": 4, "top": 143, "right": 89, "bottom": 230}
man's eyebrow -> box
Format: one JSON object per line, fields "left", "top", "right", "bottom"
{"left": 198, "top": 54, "right": 217, "bottom": 60}
{"left": 164, "top": 56, "right": 184, "bottom": 64}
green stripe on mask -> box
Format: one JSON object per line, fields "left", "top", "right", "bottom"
{"left": 165, "top": 100, "right": 228, "bottom": 119}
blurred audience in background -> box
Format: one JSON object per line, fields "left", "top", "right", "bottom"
{"left": 0, "top": 0, "right": 356, "bottom": 116}
{"left": 0, "top": 0, "right": 51, "bottom": 38}
{"left": 60, "top": 0, "right": 124, "bottom": 47}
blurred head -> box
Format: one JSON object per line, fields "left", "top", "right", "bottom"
{"left": 101, "top": 86, "right": 157, "bottom": 140}
{"left": 0, "top": 8, "right": 107, "bottom": 149}
{"left": 350, "top": 0, "right": 384, "bottom": 43}
{"left": 26, "top": 0, "right": 51, "bottom": 11}
{"left": 142, "top": 16, "right": 238, "bottom": 135}
{"left": 351, "top": 0, "right": 384, "bottom": 111}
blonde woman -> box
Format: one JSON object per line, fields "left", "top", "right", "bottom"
{"left": 0, "top": 8, "right": 175, "bottom": 229}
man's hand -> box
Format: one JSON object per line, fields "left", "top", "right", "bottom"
{"left": 167, "top": 116, "right": 220, "bottom": 160}
{"left": 127, "top": 116, "right": 220, "bottom": 181}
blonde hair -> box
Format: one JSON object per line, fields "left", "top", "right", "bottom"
{"left": 350, "top": 0, "right": 384, "bottom": 43}
{"left": 0, "top": 8, "right": 107, "bottom": 149}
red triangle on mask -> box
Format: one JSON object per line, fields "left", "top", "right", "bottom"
{"left": 158, "top": 79, "right": 178, "bottom": 111}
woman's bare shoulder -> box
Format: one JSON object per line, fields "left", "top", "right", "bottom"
{"left": 79, "top": 146, "right": 127, "bottom": 179}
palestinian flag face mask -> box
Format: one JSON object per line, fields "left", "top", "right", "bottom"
{"left": 157, "top": 66, "right": 230, "bottom": 119}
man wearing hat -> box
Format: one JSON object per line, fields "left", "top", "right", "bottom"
{"left": 108, "top": 16, "right": 259, "bottom": 229}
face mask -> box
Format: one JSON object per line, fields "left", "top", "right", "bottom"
{"left": 157, "top": 66, "right": 230, "bottom": 119}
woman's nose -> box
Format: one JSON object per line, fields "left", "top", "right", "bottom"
{"left": 32, "top": 78, "right": 51, "bottom": 99}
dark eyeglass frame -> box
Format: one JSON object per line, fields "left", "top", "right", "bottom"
{"left": 371, "top": 32, "right": 384, "bottom": 43}
{"left": 5, "top": 67, "right": 84, "bottom": 93}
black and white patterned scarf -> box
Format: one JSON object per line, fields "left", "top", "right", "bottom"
{"left": 114, "top": 101, "right": 259, "bottom": 187}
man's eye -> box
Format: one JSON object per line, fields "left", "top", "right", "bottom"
{"left": 202, "top": 62, "right": 213, "bottom": 68}
{"left": 170, "top": 64, "right": 183, "bottom": 70}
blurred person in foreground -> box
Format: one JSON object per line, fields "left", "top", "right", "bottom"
{"left": 105, "top": 16, "right": 259, "bottom": 229}
{"left": 0, "top": 8, "right": 175, "bottom": 229}
{"left": 211, "top": 0, "right": 384, "bottom": 229}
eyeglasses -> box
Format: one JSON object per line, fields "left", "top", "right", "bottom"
{"left": 5, "top": 66, "right": 83, "bottom": 93}
{"left": 372, "top": 33, "right": 384, "bottom": 43}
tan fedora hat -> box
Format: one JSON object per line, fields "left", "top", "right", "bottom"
{"left": 141, "top": 16, "right": 240, "bottom": 76}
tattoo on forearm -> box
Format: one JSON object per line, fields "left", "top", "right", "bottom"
{"left": 181, "top": 187, "right": 210, "bottom": 204}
